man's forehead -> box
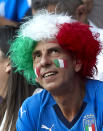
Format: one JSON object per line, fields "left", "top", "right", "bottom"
{"left": 33, "top": 40, "right": 61, "bottom": 51}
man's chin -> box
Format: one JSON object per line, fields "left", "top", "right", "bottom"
{"left": 43, "top": 83, "right": 60, "bottom": 92}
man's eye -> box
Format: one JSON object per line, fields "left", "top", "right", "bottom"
{"left": 33, "top": 53, "right": 41, "bottom": 61}
{"left": 51, "top": 49, "right": 59, "bottom": 54}
{"left": 36, "top": 53, "right": 41, "bottom": 57}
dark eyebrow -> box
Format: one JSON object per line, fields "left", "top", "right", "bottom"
{"left": 32, "top": 46, "right": 62, "bottom": 56}
{"left": 47, "top": 46, "right": 62, "bottom": 52}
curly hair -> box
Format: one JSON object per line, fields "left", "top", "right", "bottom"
{"left": 56, "top": 22, "right": 101, "bottom": 78}
{"left": 9, "top": 11, "right": 101, "bottom": 84}
{"left": 10, "top": 37, "right": 38, "bottom": 84}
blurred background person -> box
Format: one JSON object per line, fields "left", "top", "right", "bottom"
{"left": 31, "top": 0, "right": 59, "bottom": 15}
{"left": 88, "top": 0, "right": 103, "bottom": 29}
{"left": 31, "top": 0, "right": 103, "bottom": 30}
{"left": 0, "top": 0, "right": 32, "bottom": 26}
{"left": 0, "top": 17, "right": 18, "bottom": 26}
{"left": 0, "top": 26, "right": 35, "bottom": 131}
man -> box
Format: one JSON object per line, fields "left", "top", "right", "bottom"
{"left": 9, "top": 11, "right": 103, "bottom": 131}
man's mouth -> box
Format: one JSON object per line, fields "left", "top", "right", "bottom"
{"left": 42, "top": 71, "right": 58, "bottom": 78}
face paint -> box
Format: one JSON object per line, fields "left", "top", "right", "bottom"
{"left": 53, "top": 59, "right": 67, "bottom": 68}
{"left": 34, "top": 67, "right": 40, "bottom": 78}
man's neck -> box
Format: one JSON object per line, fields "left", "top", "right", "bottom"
{"left": 52, "top": 78, "right": 86, "bottom": 122}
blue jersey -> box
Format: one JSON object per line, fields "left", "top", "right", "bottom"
{"left": 16, "top": 79, "right": 103, "bottom": 131}
{"left": 0, "top": 0, "right": 31, "bottom": 22}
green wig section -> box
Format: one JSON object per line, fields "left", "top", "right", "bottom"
{"left": 9, "top": 36, "right": 38, "bottom": 84}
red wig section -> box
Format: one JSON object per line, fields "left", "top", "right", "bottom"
{"left": 56, "top": 22, "right": 101, "bottom": 78}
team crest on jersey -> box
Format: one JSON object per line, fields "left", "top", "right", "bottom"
{"left": 83, "top": 114, "right": 97, "bottom": 131}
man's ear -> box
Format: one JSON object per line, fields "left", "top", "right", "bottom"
{"left": 5, "top": 58, "right": 11, "bottom": 73}
{"left": 75, "top": 4, "right": 87, "bottom": 23}
{"left": 73, "top": 59, "right": 82, "bottom": 73}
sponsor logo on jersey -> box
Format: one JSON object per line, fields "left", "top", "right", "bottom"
{"left": 41, "top": 124, "right": 54, "bottom": 131}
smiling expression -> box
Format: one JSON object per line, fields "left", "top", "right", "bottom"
{"left": 32, "top": 40, "right": 81, "bottom": 93}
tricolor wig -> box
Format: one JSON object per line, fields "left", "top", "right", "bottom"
{"left": 9, "top": 10, "right": 101, "bottom": 84}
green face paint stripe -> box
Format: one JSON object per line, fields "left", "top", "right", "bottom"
{"left": 54, "top": 59, "right": 60, "bottom": 67}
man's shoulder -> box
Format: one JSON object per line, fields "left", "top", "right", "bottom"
{"left": 17, "top": 89, "right": 54, "bottom": 127}
{"left": 86, "top": 79, "right": 103, "bottom": 104}
{"left": 22, "top": 89, "right": 54, "bottom": 110}
{"left": 87, "top": 79, "right": 103, "bottom": 91}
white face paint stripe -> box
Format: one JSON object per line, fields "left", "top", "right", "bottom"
{"left": 34, "top": 68, "right": 38, "bottom": 78}
{"left": 58, "top": 59, "right": 64, "bottom": 68}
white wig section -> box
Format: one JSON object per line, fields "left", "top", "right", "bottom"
{"left": 20, "top": 10, "right": 76, "bottom": 41}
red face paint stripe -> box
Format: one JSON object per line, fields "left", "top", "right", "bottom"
{"left": 63, "top": 59, "right": 68, "bottom": 68}
{"left": 36, "top": 67, "right": 40, "bottom": 77}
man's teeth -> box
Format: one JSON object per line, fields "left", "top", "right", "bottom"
{"left": 44, "top": 72, "right": 56, "bottom": 78}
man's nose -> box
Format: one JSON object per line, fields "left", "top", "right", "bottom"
{"left": 40, "top": 55, "right": 51, "bottom": 67}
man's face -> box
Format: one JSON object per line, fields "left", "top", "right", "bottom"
{"left": 32, "top": 41, "right": 81, "bottom": 93}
